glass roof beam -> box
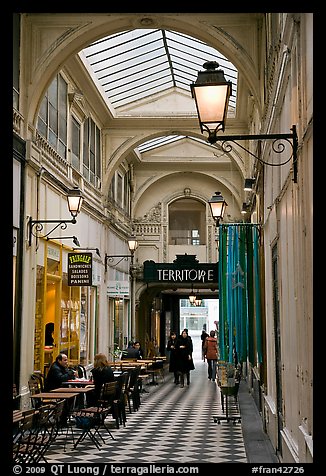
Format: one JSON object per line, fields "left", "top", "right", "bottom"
{"left": 161, "top": 30, "right": 176, "bottom": 87}
{"left": 98, "top": 48, "right": 165, "bottom": 82}
{"left": 109, "top": 79, "right": 173, "bottom": 106}
{"left": 101, "top": 63, "right": 170, "bottom": 90}
{"left": 105, "top": 68, "right": 172, "bottom": 98}
{"left": 86, "top": 29, "right": 160, "bottom": 59}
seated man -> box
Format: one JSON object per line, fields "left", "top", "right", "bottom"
{"left": 44, "top": 353, "right": 78, "bottom": 391}
{"left": 121, "top": 341, "right": 143, "bottom": 360}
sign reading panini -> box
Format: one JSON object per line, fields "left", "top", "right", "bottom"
{"left": 68, "top": 252, "right": 93, "bottom": 286}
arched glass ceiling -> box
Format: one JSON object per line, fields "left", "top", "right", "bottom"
{"left": 137, "top": 135, "right": 216, "bottom": 153}
{"left": 82, "top": 29, "right": 238, "bottom": 110}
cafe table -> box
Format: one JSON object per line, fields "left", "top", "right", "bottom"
{"left": 61, "top": 378, "right": 94, "bottom": 387}
{"left": 51, "top": 387, "right": 94, "bottom": 408}
{"left": 30, "top": 391, "right": 79, "bottom": 402}
{"left": 137, "top": 359, "right": 163, "bottom": 385}
{"left": 50, "top": 387, "right": 94, "bottom": 394}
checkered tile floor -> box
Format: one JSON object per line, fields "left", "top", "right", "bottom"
{"left": 44, "top": 360, "right": 247, "bottom": 463}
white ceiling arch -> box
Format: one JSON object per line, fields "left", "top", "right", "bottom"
{"left": 24, "top": 13, "right": 262, "bottom": 131}
{"left": 132, "top": 170, "right": 243, "bottom": 223}
{"left": 81, "top": 28, "right": 238, "bottom": 112}
{"left": 104, "top": 128, "right": 246, "bottom": 198}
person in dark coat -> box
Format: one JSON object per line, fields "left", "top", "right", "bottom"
{"left": 121, "top": 341, "right": 143, "bottom": 359}
{"left": 200, "top": 328, "right": 209, "bottom": 361}
{"left": 44, "top": 353, "right": 77, "bottom": 391}
{"left": 166, "top": 331, "right": 179, "bottom": 384}
{"left": 176, "top": 329, "right": 195, "bottom": 387}
{"left": 90, "top": 353, "right": 115, "bottom": 404}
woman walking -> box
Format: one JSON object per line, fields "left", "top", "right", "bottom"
{"left": 203, "top": 330, "right": 218, "bottom": 381}
{"left": 176, "top": 329, "right": 195, "bottom": 387}
{"left": 166, "top": 331, "right": 179, "bottom": 384}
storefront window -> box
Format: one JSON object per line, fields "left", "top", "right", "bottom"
{"left": 60, "top": 272, "right": 80, "bottom": 365}
{"left": 33, "top": 241, "right": 98, "bottom": 373}
{"left": 33, "top": 266, "right": 45, "bottom": 372}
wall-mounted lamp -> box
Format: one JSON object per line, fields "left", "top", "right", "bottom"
{"left": 208, "top": 191, "right": 228, "bottom": 226}
{"left": 241, "top": 203, "right": 249, "bottom": 215}
{"left": 191, "top": 62, "right": 298, "bottom": 182}
{"left": 189, "top": 292, "right": 196, "bottom": 305}
{"left": 244, "top": 178, "right": 255, "bottom": 192}
{"left": 47, "top": 235, "right": 80, "bottom": 247}
{"left": 188, "top": 283, "right": 196, "bottom": 304}
{"left": 28, "top": 187, "right": 83, "bottom": 246}
{"left": 194, "top": 296, "right": 202, "bottom": 307}
{"left": 73, "top": 247, "right": 101, "bottom": 258}
{"left": 105, "top": 236, "right": 138, "bottom": 272}
{"left": 191, "top": 61, "right": 232, "bottom": 141}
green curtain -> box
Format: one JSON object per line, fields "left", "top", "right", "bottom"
{"left": 218, "top": 224, "right": 262, "bottom": 364}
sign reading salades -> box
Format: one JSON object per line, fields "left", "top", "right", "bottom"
{"left": 68, "top": 252, "right": 93, "bottom": 286}
{"left": 143, "top": 254, "right": 218, "bottom": 284}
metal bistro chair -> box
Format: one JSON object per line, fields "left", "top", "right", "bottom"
{"left": 147, "top": 359, "right": 164, "bottom": 385}
{"left": 124, "top": 367, "right": 141, "bottom": 413}
{"left": 31, "top": 372, "right": 46, "bottom": 391}
{"left": 48, "top": 399, "right": 75, "bottom": 452}
{"left": 114, "top": 372, "right": 128, "bottom": 427}
{"left": 28, "top": 377, "right": 57, "bottom": 409}
{"left": 76, "top": 364, "right": 87, "bottom": 378}
{"left": 97, "top": 381, "right": 120, "bottom": 429}
{"left": 13, "top": 411, "right": 37, "bottom": 463}
{"left": 13, "top": 405, "right": 55, "bottom": 464}
{"left": 71, "top": 382, "right": 116, "bottom": 450}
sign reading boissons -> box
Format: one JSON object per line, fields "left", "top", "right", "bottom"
{"left": 68, "top": 252, "right": 93, "bottom": 286}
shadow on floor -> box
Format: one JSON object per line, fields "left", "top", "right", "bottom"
{"left": 238, "top": 380, "right": 279, "bottom": 463}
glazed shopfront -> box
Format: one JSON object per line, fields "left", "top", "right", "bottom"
{"left": 33, "top": 242, "right": 99, "bottom": 375}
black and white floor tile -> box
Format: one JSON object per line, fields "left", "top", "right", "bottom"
{"left": 44, "top": 360, "right": 247, "bottom": 463}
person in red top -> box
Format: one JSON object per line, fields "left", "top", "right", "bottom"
{"left": 203, "top": 330, "right": 218, "bottom": 381}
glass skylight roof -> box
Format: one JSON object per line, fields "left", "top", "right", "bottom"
{"left": 82, "top": 29, "right": 238, "bottom": 110}
{"left": 137, "top": 135, "right": 217, "bottom": 153}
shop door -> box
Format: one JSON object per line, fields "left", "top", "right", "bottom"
{"left": 43, "top": 276, "right": 61, "bottom": 375}
{"left": 60, "top": 276, "right": 81, "bottom": 366}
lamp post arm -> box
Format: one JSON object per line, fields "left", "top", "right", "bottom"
{"left": 28, "top": 217, "right": 77, "bottom": 246}
{"left": 212, "top": 126, "right": 298, "bottom": 182}
{"left": 105, "top": 254, "right": 133, "bottom": 272}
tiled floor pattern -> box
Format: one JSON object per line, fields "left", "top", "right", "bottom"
{"left": 44, "top": 360, "right": 247, "bottom": 463}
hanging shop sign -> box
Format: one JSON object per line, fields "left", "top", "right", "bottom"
{"left": 107, "top": 280, "right": 130, "bottom": 297}
{"left": 143, "top": 254, "right": 218, "bottom": 284}
{"left": 68, "top": 252, "right": 93, "bottom": 286}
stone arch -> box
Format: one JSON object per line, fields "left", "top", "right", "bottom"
{"left": 133, "top": 170, "right": 243, "bottom": 223}
{"left": 23, "top": 13, "right": 262, "bottom": 136}
{"left": 105, "top": 128, "right": 246, "bottom": 201}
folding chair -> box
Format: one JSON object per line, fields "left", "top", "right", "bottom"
{"left": 13, "top": 412, "right": 37, "bottom": 463}
{"left": 28, "top": 377, "right": 57, "bottom": 409}
{"left": 125, "top": 367, "right": 141, "bottom": 412}
{"left": 114, "top": 373, "right": 128, "bottom": 427}
{"left": 13, "top": 405, "right": 55, "bottom": 464}
{"left": 71, "top": 383, "right": 116, "bottom": 450}
{"left": 30, "top": 404, "right": 57, "bottom": 463}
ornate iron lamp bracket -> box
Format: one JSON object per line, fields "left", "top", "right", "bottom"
{"left": 28, "top": 217, "right": 77, "bottom": 246}
{"left": 213, "top": 125, "right": 298, "bottom": 183}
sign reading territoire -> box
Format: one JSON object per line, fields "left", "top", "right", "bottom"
{"left": 68, "top": 252, "right": 93, "bottom": 286}
{"left": 143, "top": 254, "right": 218, "bottom": 284}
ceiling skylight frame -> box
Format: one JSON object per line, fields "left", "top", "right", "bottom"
{"left": 82, "top": 28, "right": 238, "bottom": 110}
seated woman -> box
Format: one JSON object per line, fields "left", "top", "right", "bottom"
{"left": 90, "top": 353, "right": 115, "bottom": 404}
